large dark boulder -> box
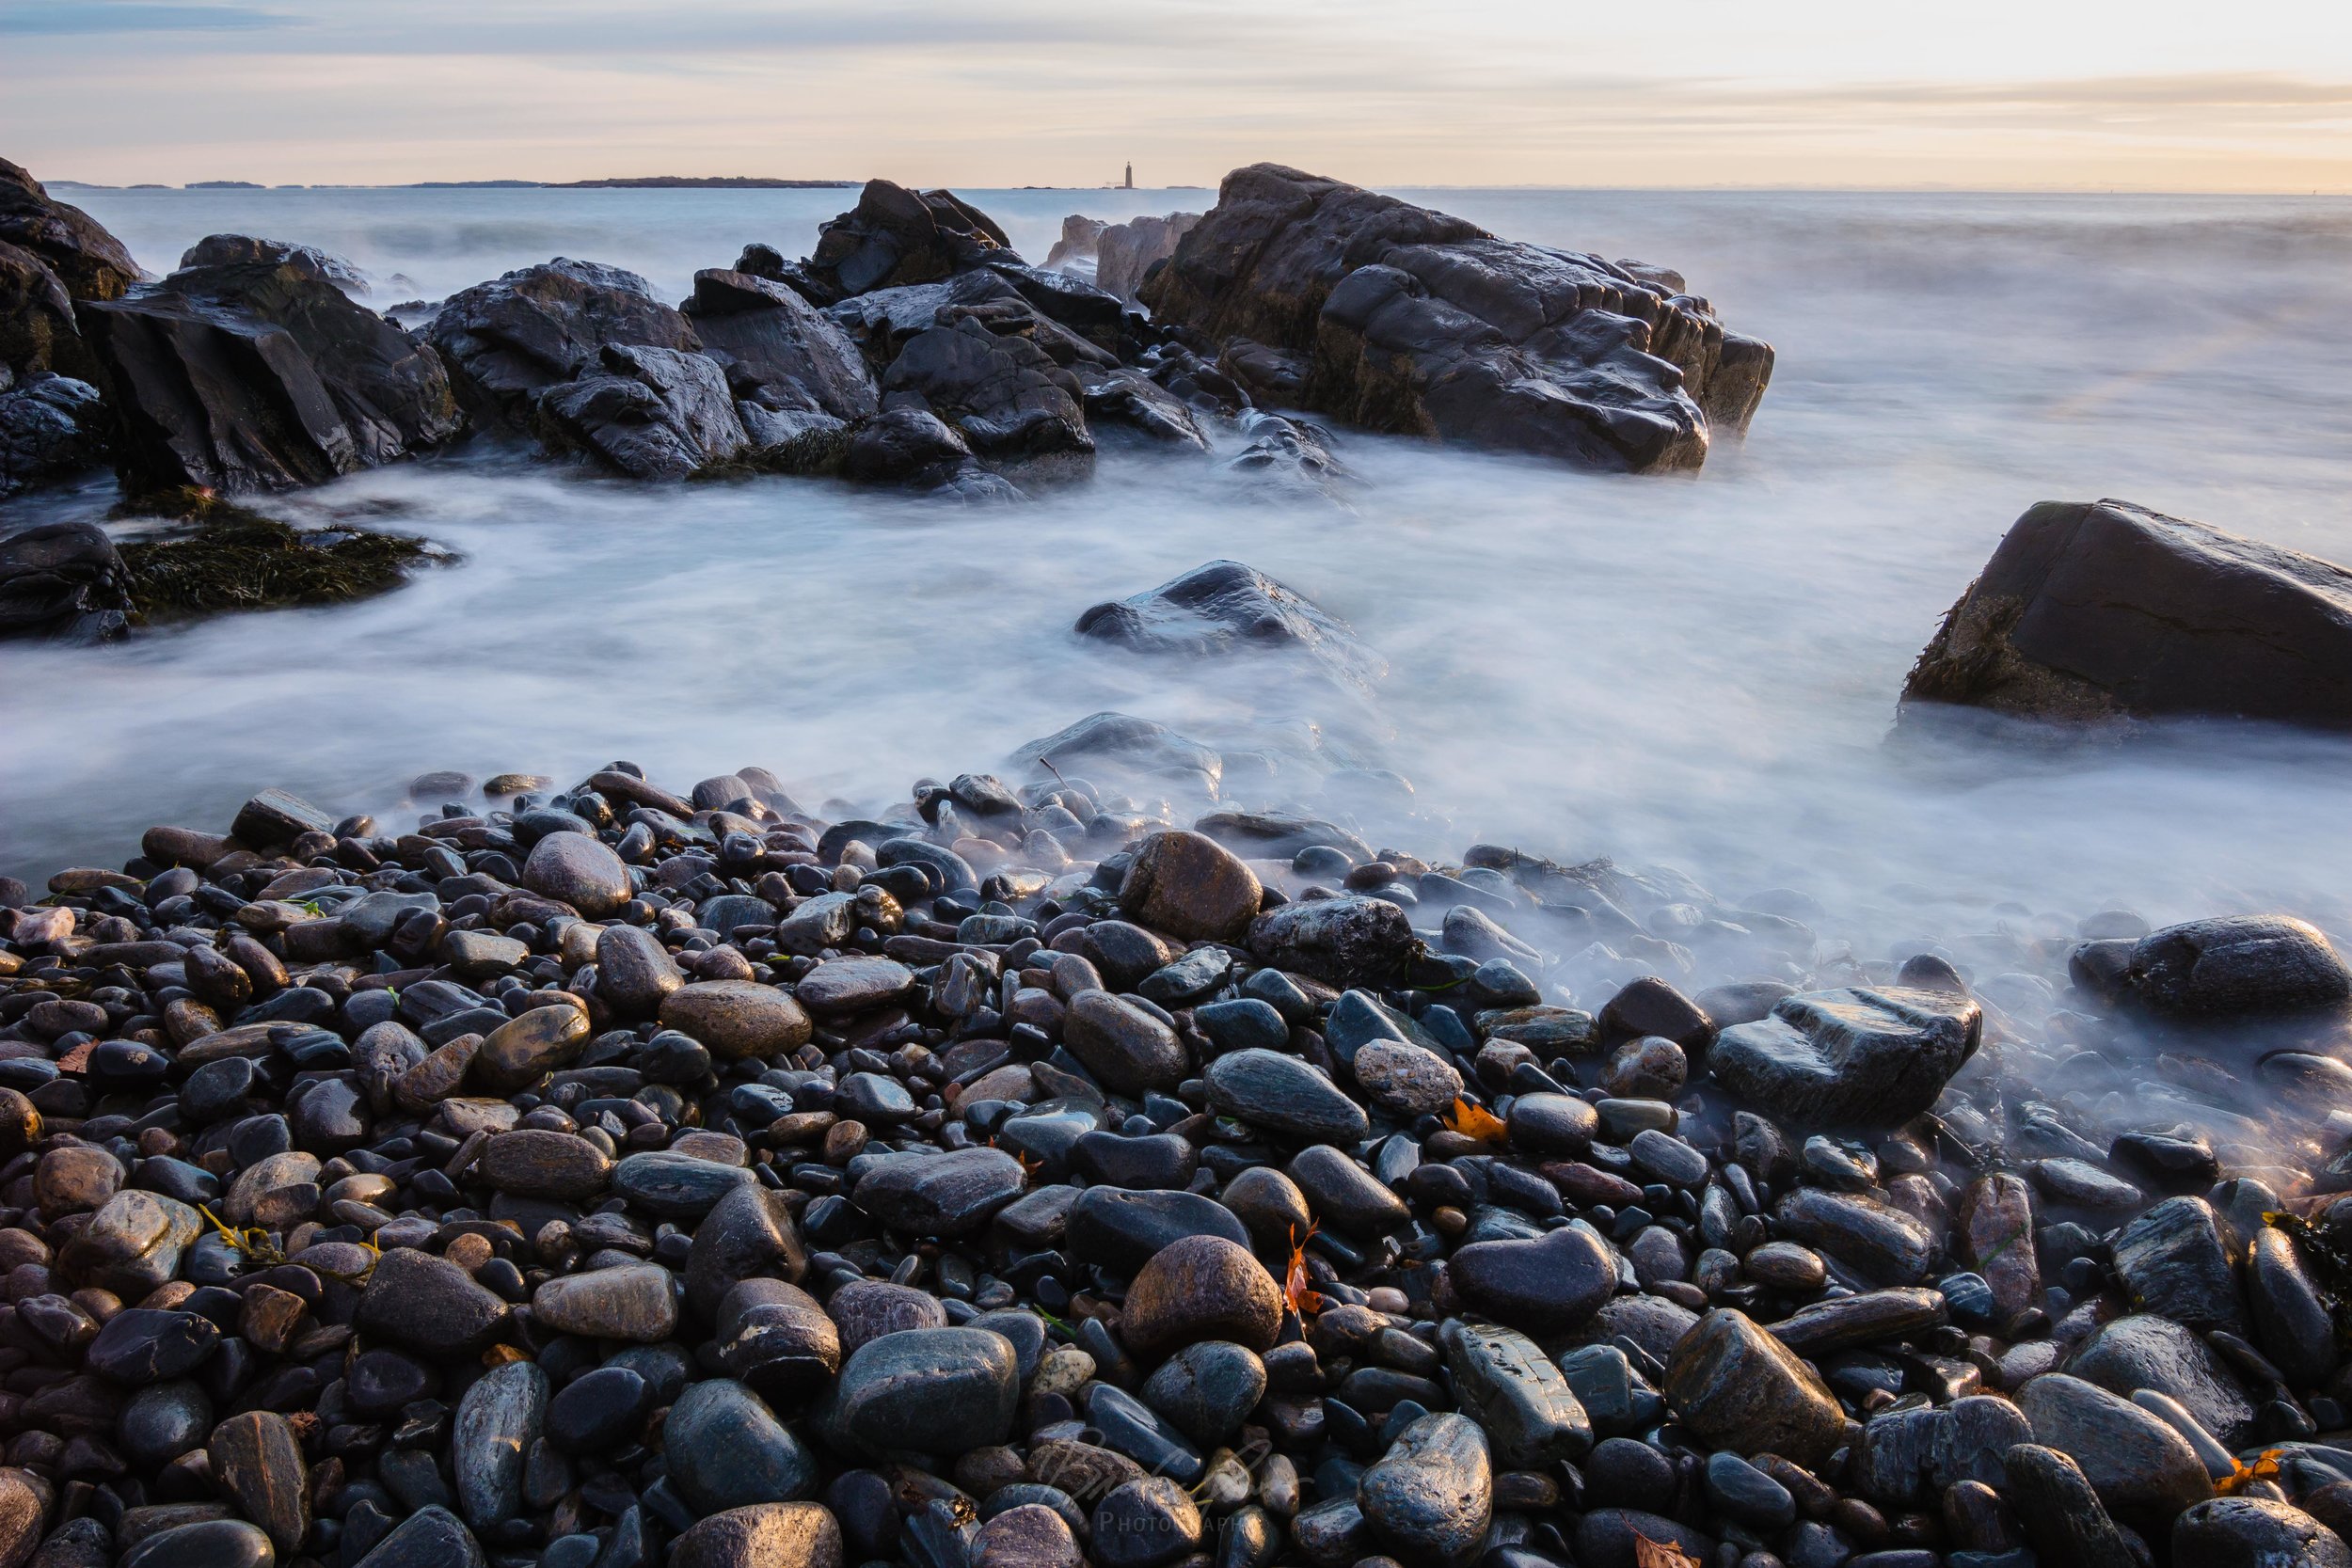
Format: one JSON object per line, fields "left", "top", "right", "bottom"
{"left": 681, "top": 269, "right": 878, "bottom": 463}
{"left": 880, "top": 316, "right": 1093, "bottom": 480}
{"left": 427, "top": 260, "right": 748, "bottom": 479}
{"left": 1, "top": 240, "right": 91, "bottom": 380}
{"left": 0, "top": 159, "right": 139, "bottom": 304}
{"left": 179, "top": 234, "right": 370, "bottom": 295}
{"left": 0, "top": 519, "right": 131, "bottom": 641}
{"left": 537, "top": 344, "right": 749, "bottom": 482}
{"left": 842, "top": 407, "right": 1022, "bottom": 503}
{"left": 803, "top": 180, "right": 1017, "bottom": 301}
{"left": 0, "top": 373, "right": 106, "bottom": 499}
{"left": 1075, "top": 561, "right": 1383, "bottom": 690}
{"left": 1708, "top": 985, "right": 1982, "bottom": 1128}
{"left": 1138, "top": 164, "right": 1772, "bottom": 473}
{"left": 77, "top": 247, "right": 462, "bottom": 495}
{"left": 1903, "top": 499, "right": 2352, "bottom": 730}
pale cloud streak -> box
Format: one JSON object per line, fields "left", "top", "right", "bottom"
{"left": 3, "top": 0, "right": 2348, "bottom": 190}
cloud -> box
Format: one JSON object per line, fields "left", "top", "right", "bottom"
{"left": 0, "top": 0, "right": 288, "bottom": 33}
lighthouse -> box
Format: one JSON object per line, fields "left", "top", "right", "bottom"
{"left": 1123, "top": 162, "right": 1135, "bottom": 190}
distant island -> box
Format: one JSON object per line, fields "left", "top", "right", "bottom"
{"left": 185, "top": 180, "right": 263, "bottom": 189}
{"left": 553, "top": 176, "right": 858, "bottom": 189}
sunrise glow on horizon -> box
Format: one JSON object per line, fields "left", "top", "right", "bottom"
{"left": 5, "top": 0, "right": 2351, "bottom": 193}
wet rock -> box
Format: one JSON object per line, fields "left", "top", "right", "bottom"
{"left": 1352, "top": 1039, "right": 1462, "bottom": 1118}
{"left": 521, "top": 832, "right": 632, "bottom": 916}
{"left": 665, "top": 1379, "right": 818, "bottom": 1513}
{"left": 1117, "top": 829, "right": 1263, "bottom": 942}
{"left": 79, "top": 245, "right": 462, "bottom": 495}
{"left": 118, "top": 1520, "right": 275, "bottom": 1568}
{"left": 1663, "top": 1308, "right": 1847, "bottom": 1468}
{"left": 1120, "top": 1235, "right": 1283, "bottom": 1358}
{"left": 357, "top": 1245, "right": 511, "bottom": 1355}
{"left": 854, "top": 1148, "right": 1025, "bottom": 1238}
{"left": 474, "top": 1002, "right": 591, "bottom": 1089}
{"left": 660, "top": 979, "right": 813, "bottom": 1060}
{"left": 1079, "top": 562, "right": 1384, "bottom": 695}
{"left": 2070, "top": 1313, "right": 2254, "bottom": 1449}
{"left": 1773, "top": 1186, "right": 1934, "bottom": 1285}
{"left": 2017, "top": 1372, "right": 2212, "bottom": 1517}
{"left": 832, "top": 1326, "right": 1020, "bottom": 1456}
{"left": 1708, "top": 984, "right": 1981, "bottom": 1127}
{"left": 2110, "top": 1196, "right": 2245, "bottom": 1333}
{"left": 1446, "top": 1225, "right": 1614, "bottom": 1334}
{"left": 2118, "top": 915, "right": 2352, "bottom": 1017}
{"left": 1203, "top": 1050, "right": 1368, "bottom": 1144}
{"left": 546, "top": 1365, "right": 650, "bottom": 1453}
{"left": 828, "top": 1279, "right": 947, "bottom": 1353}
{"left": 612, "top": 1149, "right": 757, "bottom": 1219}
{"left": 532, "top": 1261, "right": 677, "bottom": 1340}
{"left": 209, "top": 1409, "right": 310, "bottom": 1553}
{"left": 1141, "top": 164, "right": 1769, "bottom": 471}
{"left": 1067, "top": 1186, "right": 1251, "bottom": 1275}
{"left": 686, "top": 1180, "right": 808, "bottom": 1319}
{"left": 671, "top": 1502, "right": 843, "bottom": 1568}
{"left": 2002, "top": 1444, "right": 2141, "bottom": 1568}
{"left": 87, "top": 1307, "right": 219, "bottom": 1383}
{"left": 350, "top": 1506, "right": 484, "bottom": 1568}
{"left": 1286, "top": 1144, "right": 1409, "bottom": 1239}
{"left": 2249, "top": 1225, "right": 2340, "bottom": 1386}
{"left": 682, "top": 267, "right": 877, "bottom": 451}
{"left": 478, "top": 1128, "right": 612, "bottom": 1200}
{"left": 0, "top": 379, "right": 109, "bottom": 506}
{"left": 972, "top": 1503, "right": 1080, "bottom": 1568}
{"left": 1247, "top": 895, "right": 1414, "bottom": 989}
{"left": 596, "top": 924, "right": 686, "bottom": 1016}
{"left": 880, "top": 317, "right": 1092, "bottom": 476}
{"left": 1503, "top": 1092, "right": 1597, "bottom": 1159}
{"left": 2172, "top": 1497, "right": 2352, "bottom": 1567}
{"left": 1062, "top": 991, "right": 1188, "bottom": 1095}
{"left": 453, "top": 1359, "right": 547, "bottom": 1529}
{"left": 1359, "top": 1414, "right": 1491, "bottom": 1566}
{"left": 1141, "top": 1340, "right": 1265, "bottom": 1447}
{"left": 1439, "top": 1320, "right": 1593, "bottom": 1465}
{"left": 1091, "top": 1476, "right": 1201, "bottom": 1568}
{"left": 1904, "top": 498, "right": 2352, "bottom": 734}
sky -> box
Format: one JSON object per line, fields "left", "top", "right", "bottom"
{"left": 4, "top": 0, "right": 2350, "bottom": 192}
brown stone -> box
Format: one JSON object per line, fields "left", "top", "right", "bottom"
{"left": 473, "top": 1004, "right": 590, "bottom": 1090}
{"left": 478, "top": 1130, "right": 613, "bottom": 1201}
{"left": 660, "top": 980, "right": 813, "bottom": 1061}
{"left": 209, "top": 1409, "right": 310, "bottom": 1553}
{"left": 1119, "top": 831, "right": 1263, "bottom": 942}
{"left": 672, "top": 1502, "right": 843, "bottom": 1568}
{"left": 1120, "top": 1235, "right": 1283, "bottom": 1359}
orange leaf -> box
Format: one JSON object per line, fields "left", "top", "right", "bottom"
{"left": 2217, "top": 1449, "right": 2284, "bottom": 1496}
{"left": 1631, "top": 1531, "right": 1701, "bottom": 1568}
{"left": 1441, "top": 1098, "right": 1508, "bottom": 1144}
{"left": 1284, "top": 1222, "right": 1324, "bottom": 1318}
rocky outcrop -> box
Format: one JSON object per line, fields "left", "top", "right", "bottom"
{"left": 1138, "top": 164, "right": 1772, "bottom": 472}
{"left": 879, "top": 316, "right": 1093, "bottom": 482}
{"left": 1, "top": 240, "right": 92, "bottom": 381}
{"left": 681, "top": 269, "right": 879, "bottom": 466}
{"left": 0, "top": 372, "right": 106, "bottom": 499}
{"left": 1075, "top": 560, "right": 1385, "bottom": 690}
{"left": 77, "top": 244, "right": 462, "bottom": 495}
{"left": 178, "top": 234, "right": 370, "bottom": 296}
{"left": 427, "top": 259, "right": 749, "bottom": 480}
{"left": 0, "top": 519, "right": 130, "bottom": 640}
{"left": 0, "top": 158, "right": 139, "bottom": 305}
{"left": 1099, "top": 213, "right": 1200, "bottom": 300}
{"left": 1048, "top": 212, "right": 1202, "bottom": 300}
{"left": 801, "top": 180, "right": 1018, "bottom": 302}
{"left": 1903, "top": 499, "right": 2352, "bottom": 730}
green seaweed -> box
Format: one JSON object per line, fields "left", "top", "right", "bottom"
{"left": 113, "top": 487, "right": 437, "bottom": 620}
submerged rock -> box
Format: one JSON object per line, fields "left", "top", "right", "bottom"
{"left": 1075, "top": 560, "right": 1386, "bottom": 691}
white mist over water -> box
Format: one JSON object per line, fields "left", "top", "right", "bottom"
{"left": 8, "top": 184, "right": 2352, "bottom": 988}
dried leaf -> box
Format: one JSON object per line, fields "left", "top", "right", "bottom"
{"left": 1441, "top": 1097, "right": 1508, "bottom": 1144}
{"left": 1631, "top": 1530, "right": 1700, "bottom": 1568}
{"left": 2217, "top": 1448, "right": 2285, "bottom": 1496}
{"left": 1284, "top": 1222, "right": 1324, "bottom": 1318}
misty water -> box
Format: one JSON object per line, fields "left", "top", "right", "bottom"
{"left": 8, "top": 182, "right": 2352, "bottom": 1005}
